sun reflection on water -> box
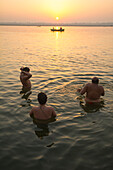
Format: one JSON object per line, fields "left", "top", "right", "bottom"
{"left": 55, "top": 31, "right": 59, "bottom": 40}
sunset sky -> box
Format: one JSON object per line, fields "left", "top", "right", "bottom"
{"left": 0, "top": 0, "right": 113, "bottom": 23}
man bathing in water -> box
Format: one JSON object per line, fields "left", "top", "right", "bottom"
{"left": 30, "top": 92, "right": 56, "bottom": 120}
{"left": 77, "top": 77, "right": 105, "bottom": 104}
{"left": 20, "top": 66, "right": 32, "bottom": 99}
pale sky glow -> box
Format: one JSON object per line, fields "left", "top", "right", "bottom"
{"left": 0, "top": 0, "right": 113, "bottom": 23}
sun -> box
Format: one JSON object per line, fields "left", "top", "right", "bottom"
{"left": 56, "top": 17, "right": 59, "bottom": 20}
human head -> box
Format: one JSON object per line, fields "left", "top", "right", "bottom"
{"left": 92, "top": 77, "right": 99, "bottom": 84}
{"left": 38, "top": 92, "right": 47, "bottom": 105}
{"left": 23, "top": 67, "right": 30, "bottom": 72}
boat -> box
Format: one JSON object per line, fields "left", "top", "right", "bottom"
{"left": 50, "top": 27, "right": 64, "bottom": 32}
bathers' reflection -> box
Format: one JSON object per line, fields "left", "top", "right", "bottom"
{"left": 31, "top": 115, "right": 56, "bottom": 140}
{"left": 77, "top": 95, "right": 104, "bottom": 113}
{"left": 20, "top": 89, "right": 32, "bottom": 101}
{"left": 35, "top": 127, "right": 49, "bottom": 139}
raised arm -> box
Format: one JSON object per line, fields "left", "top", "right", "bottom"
{"left": 78, "top": 84, "right": 88, "bottom": 95}
{"left": 22, "top": 71, "right": 32, "bottom": 80}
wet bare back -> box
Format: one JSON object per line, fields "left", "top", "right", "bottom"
{"left": 86, "top": 83, "right": 104, "bottom": 100}
{"left": 30, "top": 105, "right": 56, "bottom": 120}
{"left": 80, "top": 83, "right": 104, "bottom": 101}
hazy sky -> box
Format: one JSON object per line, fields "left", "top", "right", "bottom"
{"left": 0, "top": 0, "right": 113, "bottom": 23}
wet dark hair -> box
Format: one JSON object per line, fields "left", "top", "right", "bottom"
{"left": 38, "top": 92, "right": 47, "bottom": 105}
{"left": 92, "top": 77, "right": 99, "bottom": 84}
{"left": 23, "top": 67, "right": 30, "bottom": 72}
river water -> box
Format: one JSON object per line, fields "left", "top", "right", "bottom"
{"left": 0, "top": 26, "right": 113, "bottom": 170}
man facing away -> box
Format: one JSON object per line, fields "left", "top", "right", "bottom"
{"left": 30, "top": 92, "right": 56, "bottom": 121}
{"left": 20, "top": 66, "right": 32, "bottom": 99}
{"left": 77, "top": 77, "right": 105, "bottom": 104}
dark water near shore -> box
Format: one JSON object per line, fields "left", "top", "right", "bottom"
{"left": 0, "top": 26, "right": 113, "bottom": 170}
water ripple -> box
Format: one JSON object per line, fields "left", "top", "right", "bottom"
{"left": 0, "top": 26, "right": 113, "bottom": 170}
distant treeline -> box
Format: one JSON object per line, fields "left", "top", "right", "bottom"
{"left": 0, "top": 22, "right": 113, "bottom": 27}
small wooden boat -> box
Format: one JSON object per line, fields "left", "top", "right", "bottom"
{"left": 50, "top": 27, "right": 64, "bottom": 32}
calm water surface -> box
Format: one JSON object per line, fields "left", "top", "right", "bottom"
{"left": 0, "top": 26, "right": 113, "bottom": 170}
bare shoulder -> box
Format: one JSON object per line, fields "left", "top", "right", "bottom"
{"left": 30, "top": 106, "right": 38, "bottom": 116}
{"left": 46, "top": 106, "right": 54, "bottom": 110}
{"left": 46, "top": 106, "right": 56, "bottom": 117}
{"left": 99, "top": 85, "right": 104, "bottom": 89}
{"left": 86, "top": 83, "right": 91, "bottom": 87}
{"left": 83, "top": 83, "right": 90, "bottom": 88}
{"left": 84, "top": 83, "right": 91, "bottom": 89}
{"left": 99, "top": 85, "right": 104, "bottom": 92}
{"left": 32, "top": 106, "right": 39, "bottom": 111}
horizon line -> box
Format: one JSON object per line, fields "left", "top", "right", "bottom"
{"left": 0, "top": 22, "right": 113, "bottom": 27}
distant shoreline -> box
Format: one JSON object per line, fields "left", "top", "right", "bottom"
{"left": 0, "top": 23, "right": 113, "bottom": 27}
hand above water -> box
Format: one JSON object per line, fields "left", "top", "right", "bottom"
{"left": 20, "top": 66, "right": 24, "bottom": 71}
{"left": 77, "top": 88, "right": 81, "bottom": 92}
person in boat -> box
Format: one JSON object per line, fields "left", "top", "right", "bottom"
{"left": 77, "top": 77, "right": 105, "bottom": 104}
{"left": 20, "top": 66, "right": 32, "bottom": 99}
{"left": 30, "top": 92, "right": 56, "bottom": 122}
